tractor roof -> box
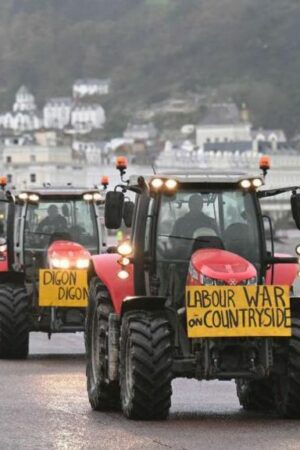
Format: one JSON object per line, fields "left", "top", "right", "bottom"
{"left": 18, "top": 186, "right": 99, "bottom": 197}
{"left": 129, "top": 171, "right": 260, "bottom": 186}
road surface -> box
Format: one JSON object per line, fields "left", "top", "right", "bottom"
{"left": 1, "top": 332, "right": 300, "bottom": 450}
{"left": 1, "top": 235, "right": 300, "bottom": 449}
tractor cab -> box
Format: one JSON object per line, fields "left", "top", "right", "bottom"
{"left": 153, "top": 176, "right": 262, "bottom": 301}
{"left": 14, "top": 187, "right": 105, "bottom": 278}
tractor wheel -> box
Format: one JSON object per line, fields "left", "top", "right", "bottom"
{"left": 85, "top": 278, "right": 120, "bottom": 410}
{"left": 274, "top": 318, "right": 300, "bottom": 418}
{"left": 0, "top": 285, "right": 29, "bottom": 359}
{"left": 120, "top": 311, "right": 173, "bottom": 420}
{"left": 236, "top": 378, "right": 275, "bottom": 411}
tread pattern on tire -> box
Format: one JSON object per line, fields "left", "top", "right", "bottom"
{"left": 0, "top": 285, "right": 29, "bottom": 359}
{"left": 275, "top": 318, "right": 300, "bottom": 418}
{"left": 85, "top": 278, "right": 120, "bottom": 410}
{"left": 120, "top": 311, "right": 173, "bottom": 420}
{"left": 236, "top": 378, "right": 275, "bottom": 411}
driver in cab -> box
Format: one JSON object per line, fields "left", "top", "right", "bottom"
{"left": 36, "top": 204, "right": 67, "bottom": 234}
{"left": 172, "top": 194, "right": 217, "bottom": 238}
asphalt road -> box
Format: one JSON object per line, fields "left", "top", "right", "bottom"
{"left": 1, "top": 333, "right": 300, "bottom": 450}
{"left": 1, "top": 235, "right": 300, "bottom": 450}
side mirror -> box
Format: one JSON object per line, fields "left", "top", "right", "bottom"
{"left": 123, "top": 201, "right": 134, "bottom": 228}
{"left": 105, "top": 191, "right": 124, "bottom": 229}
{"left": 291, "top": 193, "right": 300, "bottom": 230}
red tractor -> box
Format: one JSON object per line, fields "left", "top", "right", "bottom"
{"left": 0, "top": 183, "right": 107, "bottom": 358}
{"left": 85, "top": 158, "right": 300, "bottom": 419}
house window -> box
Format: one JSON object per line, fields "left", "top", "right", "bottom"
{"left": 30, "top": 173, "right": 36, "bottom": 183}
{"left": 7, "top": 174, "right": 12, "bottom": 183}
{"left": 30, "top": 155, "right": 36, "bottom": 162}
{"left": 6, "top": 156, "right": 11, "bottom": 163}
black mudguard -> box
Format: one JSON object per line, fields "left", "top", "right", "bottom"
{"left": 121, "top": 296, "right": 167, "bottom": 315}
{"left": 291, "top": 297, "right": 300, "bottom": 317}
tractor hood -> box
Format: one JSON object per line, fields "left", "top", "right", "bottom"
{"left": 47, "top": 240, "right": 91, "bottom": 270}
{"left": 188, "top": 248, "right": 257, "bottom": 286}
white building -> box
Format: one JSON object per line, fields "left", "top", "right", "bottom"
{"left": 0, "top": 86, "right": 41, "bottom": 131}
{"left": 2, "top": 144, "right": 83, "bottom": 187}
{"left": 72, "top": 140, "right": 107, "bottom": 164}
{"left": 71, "top": 104, "right": 106, "bottom": 131}
{"left": 43, "top": 97, "right": 73, "bottom": 129}
{"left": 0, "top": 111, "right": 41, "bottom": 131}
{"left": 13, "top": 86, "right": 36, "bottom": 112}
{"left": 73, "top": 79, "right": 111, "bottom": 98}
{"left": 252, "top": 129, "right": 287, "bottom": 152}
{"left": 123, "top": 123, "right": 158, "bottom": 141}
{"left": 196, "top": 103, "right": 252, "bottom": 149}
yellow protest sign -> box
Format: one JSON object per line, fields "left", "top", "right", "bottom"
{"left": 39, "top": 269, "right": 88, "bottom": 307}
{"left": 186, "top": 285, "right": 291, "bottom": 338}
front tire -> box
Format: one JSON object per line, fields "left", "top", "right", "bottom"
{"left": 236, "top": 378, "right": 275, "bottom": 411}
{"left": 0, "top": 285, "right": 29, "bottom": 359}
{"left": 85, "top": 278, "right": 120, "bottom": 410}
{"left": 274, "top": 318, "right": 300, "bottom": 418}
{"left": 120, "top": 311, "right": 173, "bottom": 420}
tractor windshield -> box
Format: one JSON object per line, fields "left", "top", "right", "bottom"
{"left": 156, "top": 188, "right": 261, "bottom": 268}
{"left": 24, "top": 198, "right": 99, "bottom": 256}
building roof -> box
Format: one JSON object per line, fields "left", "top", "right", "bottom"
{"left": 125, "top": 122, "right": 157, "bottom": 132}
{"left": 204, "top": 141, "right": 252, "bottom": 152}
{"left": 199, "top": 103, "right": 244, "bottom": 126}
{"left": 251, "top": 129, "right": 287, "bottom": 141}
{"left": 16, "top": 85, "right": 32, "bottom": 96}
{"left": 45, "top": 97, "right": 73, "bottom": 107}
{"left": 72, "top": 103, "right": 104, "bottom": 111}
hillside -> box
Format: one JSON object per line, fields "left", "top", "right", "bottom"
{"left": 0, "top": 0, "right": 299, "bottom": 135}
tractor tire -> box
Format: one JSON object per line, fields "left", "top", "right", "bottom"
{"left": 236, "top": 378, "right": 275, "bottom": 411}
{"left": 274, "top": 318, "right": 300, "bottom": 418}
{"left": 85, "top": 278, "right": 120, "bottom": 410}
{"left": 0, "top": 285, "right": 29, "bottom": 359}
{"left": 120, "top": 311, "right": 173, "bottom": 420}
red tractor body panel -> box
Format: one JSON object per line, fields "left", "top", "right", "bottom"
{"left": 0, "top": 251, "right": 8, "bottom": 272}
{"left": 266, "top": 253, "right": 298, "bottom": 287}
{"left": 187, "top": 249, "right": 257, "bottom": 286}
{"left": 48, "top": 240, "right": 91, "bottom": 268}
{"left": 91, "top": 254, "right": 134, "bottom": 314}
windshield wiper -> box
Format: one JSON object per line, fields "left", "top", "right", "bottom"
{"left": 158, "top": 234, "right": 216, "bottom": 242}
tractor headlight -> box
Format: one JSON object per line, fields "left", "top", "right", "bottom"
{"left": 252, "top": 178, "right": 263, "bottom": 188}
{"left": 165, "top": 179, "right": 178, "bottom": 190}
{"left": 28, "top": 194, "right": 39, "bottom": 202}
{"left": 0, "top": 244, "right": 6, "bottom": 253}
{"left": 19, "top": 192, "right": 28, "bottom": 201}
{"left": 240, "top": 179, "right": 251, "bottom": 189}
{"left": 117, "top": 241, "right": 133, "bottom": 257}
{"left": 83, "top": 193, "right": 93, "bottom": 201}
{"left": 117, "top": 269, "right": 129, "bottom": 280}
{"left": 118, "top": 256, "right": 130, "bottom": 266}
{"left": 93, "top": 193, "right": 103, "bottom": 202}
{"left": 150, "top": 178, "right": 164, "bottom": 190}
{"left": 51, "top": 258, "right": 70, "bottom": 269}
{"left": 75, "top": 258, "right": 90, "bottom": 269}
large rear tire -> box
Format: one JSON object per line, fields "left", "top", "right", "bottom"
{"left": 0, "top": 285, "right": 29, "bottom": 359}
{"left": 85, "top": 278, "right": 120, "bottom": 410}
{"left": 274, "top": 318, "right": 300, "bottom": 418}
{"left": 236, "top": 378, "right": 275, "bottom": 411}
{"left": 120, "top": 311, "right": 173, "bottom": 420}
